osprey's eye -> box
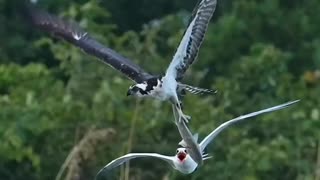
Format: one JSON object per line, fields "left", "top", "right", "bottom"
{"left": 131, "top": 86, "right": 139, "bottom": 92}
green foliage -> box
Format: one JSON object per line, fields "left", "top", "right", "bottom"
{"left": 0, "top": 0, "right": 319, "bottom": 179}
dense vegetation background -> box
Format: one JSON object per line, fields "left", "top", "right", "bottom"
{"left": 0, "top": 0, "right": 319, "bottom": 179}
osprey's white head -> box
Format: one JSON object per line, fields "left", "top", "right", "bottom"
{"left": 127, "top": 83, "right": 149, "bottom": 97}
{"left": 174, "top": 147, "right": 198, "bottom": 174}
{"left": 126, "top": 77, "right": 163, "bottom": 97}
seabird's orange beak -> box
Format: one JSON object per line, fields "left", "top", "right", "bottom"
{"left": 177, "top": 152, "right": 186, "bottom": 162}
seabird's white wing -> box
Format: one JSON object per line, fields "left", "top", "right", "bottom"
{"left": 165, "top": 0, "right": 217, "bottom": 81}
{"left": 96, "top": 153, "right": 175, "bottom": 178}
{"left": 199, "top": 100, "right": 300, "bottom": 151}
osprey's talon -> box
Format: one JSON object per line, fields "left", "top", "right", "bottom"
{"left": 178, "top": 111, "right": 191, "bottom": 124}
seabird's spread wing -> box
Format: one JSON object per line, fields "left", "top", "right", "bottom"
{"left": 165, "top": 0, "right": 217, "bottom": 81}
{"left": 96, "top": 153, "right": 175, "bottom": 178}
{"left": 173, "top": 106, "right": 203, "bottom": 165}
{"left": 199, "top": 100, "right": 300, "bottom": 152}
{"left": 26, "top": 4, "right": 153, "bottom": 83}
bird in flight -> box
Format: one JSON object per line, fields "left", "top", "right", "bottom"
{"left": 96, "top": 147, "right": 209, "bottom": 179}
{"left": 25, "top": 0, "right": 218, "bottom": 123}
{"left": 95, "top": 100, "right": 299, "bottom": 178}
{"left": 174, "top": 100, "right": 300, "bottom": 165}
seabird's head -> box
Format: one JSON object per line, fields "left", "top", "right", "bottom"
{"left": 174, "top": 147, "right": 198, "bottom": 174}
{"left": 176, "top": 148, "right": 188, "bottom": 162}
{"left": 127, "top": 83, "right": 148, "bottom": 97}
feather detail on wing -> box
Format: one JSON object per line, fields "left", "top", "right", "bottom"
{"left": 96, "top": 153, "right": 175, "bottom": 178}
{"left": 165, "top": 0, "right": 217, "bottom": 81}
{"left": 179, "top": 83, "right": 217, "bottom": 95}
{"left": 25, "top": 4, "right": 153, "bottom": 83}
{"left": 199, "top": 100, "right": 300, "bottom": 152}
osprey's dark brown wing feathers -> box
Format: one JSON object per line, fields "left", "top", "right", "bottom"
{"left": 26, "top": 4, "right": 153, "bottom": 83}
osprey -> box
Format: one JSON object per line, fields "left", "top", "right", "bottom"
{"left": 96, "top": 100, "right": 299, "bottom": 178}
{"left": 26, "top": 0, "right": 218, "bottom": 123}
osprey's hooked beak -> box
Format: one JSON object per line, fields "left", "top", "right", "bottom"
{"left": 126, "top": 89, "right": 132, "bottom": 96}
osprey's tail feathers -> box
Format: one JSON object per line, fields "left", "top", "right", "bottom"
{"left": 178, "top": 83, "right": 217, "bottom": 96}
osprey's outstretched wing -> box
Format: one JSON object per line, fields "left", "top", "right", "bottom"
{"left": 26, "top": 4, "right": 153, "bottom": 83}
{"left": 199, "top": 100, "right": 300, "bottom": 152}
{"left": 96, "top": 153, "right": 175, "bottom": 179}
{"left": 165, "top": 0, "right": 217, "bottom": 81}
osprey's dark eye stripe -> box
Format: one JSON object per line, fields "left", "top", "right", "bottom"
{"left": 139, "top": 89, "right": 149, "bottom": 95}
{"left": 132, "top": 86, "right": 139, "bottom": 92}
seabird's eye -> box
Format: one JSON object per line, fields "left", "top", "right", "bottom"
{"left": 176, "top": 149, "right": 179, "bottom": 153}
{"left": 184, "top": 149, "right": 187, "bottom": 153}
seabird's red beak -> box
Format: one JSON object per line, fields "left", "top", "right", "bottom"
{"left": 177, "top": 152, "right": 186, "bottom": 162}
